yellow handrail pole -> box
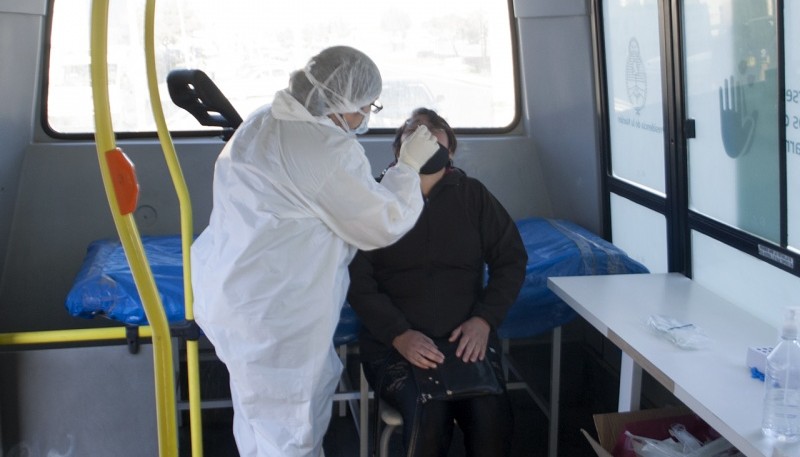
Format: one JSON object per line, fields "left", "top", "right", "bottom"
{"left": 90, "top": 1, "right": 178, "bottom": 456}
{"left": 0, "top": 326, "right": 153, "bottom": 345}
{"left": 143, "top": 1, "right": 203, "bottom": 455}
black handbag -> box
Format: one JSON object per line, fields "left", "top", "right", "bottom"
{"left": 411, "top": 338, "right": 503, "bottom": 403}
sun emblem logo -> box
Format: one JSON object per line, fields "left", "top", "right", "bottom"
{"left": 625, "top": 37, "right": 647, "bottom": 114}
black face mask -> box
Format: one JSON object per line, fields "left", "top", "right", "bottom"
{"left": 419, "top": 144, "right": 450, "bottom": 175}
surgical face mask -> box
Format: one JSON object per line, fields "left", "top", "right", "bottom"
{"left": 353, "top": 110, "right": 370, "bottom": 135}
{"left": 419, "top": 144, "right": 451, "bottom": 175}
{"left": 331, "top": 112, "right": 365, "bottom": 137}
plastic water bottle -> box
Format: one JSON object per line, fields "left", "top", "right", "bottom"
{"left": 762, "top": 307, "right": 800, "bottom": 441}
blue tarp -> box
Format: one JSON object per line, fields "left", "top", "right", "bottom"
{"left": 65, "top": 218, "right": 648, "bottom": 342}
{"left": 66, "top": 236, "right": 186, "bottom": 326}
{"left": 497, "top": 218, "right": 649, "bottom": 339}
{"left": 64, "top": 235, "right": 361, "bottom": 345}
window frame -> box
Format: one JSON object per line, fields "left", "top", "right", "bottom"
{"left": 41, "top": 0, "right": 523, "bottom": 140}
{"left": 593, "top": 0, "right": 798, "bottom": 278}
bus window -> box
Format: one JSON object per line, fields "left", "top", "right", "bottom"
{"left": 46, "top": 0, "right": 518, "bottom": 135}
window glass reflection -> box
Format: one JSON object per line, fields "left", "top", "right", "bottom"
{"left": 683, "top": 0, "right": 780, "bottom": 242}
{"left": 603, "top": 0, "right": 666, "bottom": 195}
{"left": 47, "top": 0, "right": 516, "bottom": 133}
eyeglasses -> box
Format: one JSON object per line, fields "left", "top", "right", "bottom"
{"left": 370, "top": 101, "right": 383, "bottom": 114}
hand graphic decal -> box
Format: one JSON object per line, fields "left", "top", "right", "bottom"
{"left": 719, "top": 76, "right": 757, "bottom": 158}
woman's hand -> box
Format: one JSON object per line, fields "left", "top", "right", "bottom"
{"left": 392, "top": 329, "right": 445, "bottom": 369}
{"left": 449, "top": 317, "right": 490, "bottom": 362}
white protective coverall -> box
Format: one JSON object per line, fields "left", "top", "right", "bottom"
{"left": 192, "top": 89, "right": 426, "bottom": 456}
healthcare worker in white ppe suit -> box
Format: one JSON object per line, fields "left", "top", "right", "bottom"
{"left": 191, "top": 45, "right": 441, "bottom": 457}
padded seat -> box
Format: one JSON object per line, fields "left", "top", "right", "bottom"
{"left": 334, "top": 301, "right": 361, "bottom": 347}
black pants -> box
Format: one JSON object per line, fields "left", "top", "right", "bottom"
{"left": 363, "top": 342, "right": 513, "bottom": 457}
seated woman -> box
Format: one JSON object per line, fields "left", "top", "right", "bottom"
{"left": 347, "top": 108, "right": 528, "bottom": 456}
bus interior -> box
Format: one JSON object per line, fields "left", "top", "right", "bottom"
{"left": 0, "top": 0, "right": 798, "bottom": 456}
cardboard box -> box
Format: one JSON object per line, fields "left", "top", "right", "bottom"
{"left": 581, "top": 406, "right": 695, "bottom": 457}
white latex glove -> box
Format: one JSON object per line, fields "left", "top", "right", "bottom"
{"left": 397, "top": 125, "right": 440, "bottom": 172}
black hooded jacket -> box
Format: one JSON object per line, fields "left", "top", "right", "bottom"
{"left": 347, "top": 168, "right": 528, "bottom": 361}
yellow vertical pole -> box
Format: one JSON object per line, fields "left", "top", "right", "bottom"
{"left": 143, "top": 1, "right": 204, "bottom": 455}
{"left": 90, "top": 1, "right": 178, "bottom": 456}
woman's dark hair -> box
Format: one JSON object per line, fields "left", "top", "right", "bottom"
{"left": 391, "top": 107, "right": 457, "bottom": 157}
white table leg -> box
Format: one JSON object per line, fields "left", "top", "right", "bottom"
{"left": 548, "top": 327, "right": 561, "bottom": 457}
{"left": 618, "top": 352, "right": 641, "bottom": 411}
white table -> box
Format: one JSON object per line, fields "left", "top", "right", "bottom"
{"left": 548, "top": 272, "right": 800, "bottom": 457}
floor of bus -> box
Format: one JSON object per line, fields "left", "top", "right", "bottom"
{"left": 179, "top": 319, "right": 634, "bottom": 457}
